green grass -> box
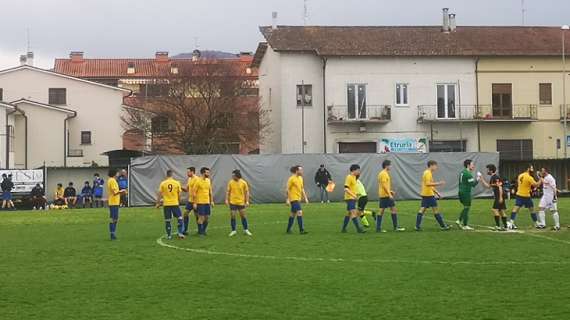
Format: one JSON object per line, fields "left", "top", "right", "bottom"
{"left": 1, "top": 199, "right": 570, "bottom": 320}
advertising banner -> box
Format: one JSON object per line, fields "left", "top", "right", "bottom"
{"left": 379, "top": 138, "right": 427, "bottom": 153}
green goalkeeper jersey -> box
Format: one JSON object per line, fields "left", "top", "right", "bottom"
{"left": 458, "top": 169, "right": 478, "bottom": 195}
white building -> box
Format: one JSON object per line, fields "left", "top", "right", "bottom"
{"left": 0, "top": 63, "right": 131, "bottom": 168}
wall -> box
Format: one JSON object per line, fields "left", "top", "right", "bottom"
{"left": 45, "top": 167, "right": 110, "bottom": 200}
{"left": 259, "top": 46, "right": 283, "bottom": 153}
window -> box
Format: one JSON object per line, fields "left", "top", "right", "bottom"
{"left": 347, "top": 84, "right": 367, "bottom": 119}
{"left": 48, "top": 88, "right": 67, "bottom": 105}
{"left": 0, "top": 88, "right": 3, "bottom": 101}
{"left": 151, "top": 116, "right": 174, "bottom": 133}
{"left": 81, "top": 131, "right": 92, "bottom": 145}
{"left": 217, "top": 112, "right": 233, "bottom": 129}
{"left": 429, "top": 140, "right": 466, "bottom": 152}
{"left": 492, "top": 84, "right": 512, "bottom": 118}
{"left": 497, "top": 139, "right": 533, "bottom": 161}
{"left": 338, "top": 142, "right": 377, "bottom": 153}
{"left": 539, "top": 83, "right": 552, "bottom": 105}
{"left": 296, "top": 84, "right": 312, "bottom": 106}
{"left": 436, "top": 84, "right": 456, "bottom": 119}
{"left": 395, "top": 83, "right": 408, "bottom": 106}
{"left": 127, "top": 62, "right": 135, "bottom": 74}
{"left": 145, "top": 84, "right": 169, "bottom": 97}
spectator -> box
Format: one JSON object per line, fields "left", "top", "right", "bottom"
{"left": 30, "top": 183, "right": 47, "bottom": 210}
{"left": 1, "top": 173, "right": 15, "bottom": 210}
{"left": 54, "top": 183, "right": 66, "bottom": 206}
{"left": 314, "top": 164, "right": 332, "bottom": 203}
{"left": 64, "top": 182, "right": 77, "bottom": 208}
{"left": 93, "top": 173, "right": 105, "bottom": 208}
{"left": 117, "top": 169, "right": 129, "bottom": 207}
{"left": 80, "top": 181, "right": 93, "bottom": 208}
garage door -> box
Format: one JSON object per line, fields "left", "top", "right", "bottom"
{"left": 338, "top": 142, "right": 377, "bottom": 153}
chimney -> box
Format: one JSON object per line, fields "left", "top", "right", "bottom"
{"left": 272, "top": 11, "right": 278, "bottom": 30}
{"left": 449, "top": 14, "right": 457, "bottom": 32}
{"left": 26, "top": 51, "right": 34, "bottom": 66}
{"left": 70, "top": 51, "right": 84, "bottom": 62}
{"left": 155, "top": 51, "right": 169, "bottom": 62}
{"left": 191, "top": 49, "right": 201, "bottom": 62}
{"left": 442, "top": 8, "right": 450, "bottom": 33}
{"left": 19, "top": 55, "right": 27, "bottom": 66}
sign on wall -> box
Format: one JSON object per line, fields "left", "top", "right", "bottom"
{"left": 0, "top": 169, "right": 44, "bottom": 193}
{"left": 379, "top": 138, "right": 428, "bottom": 153}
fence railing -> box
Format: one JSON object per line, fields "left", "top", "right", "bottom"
{"left": 327, "top": 105, "right": 391, "bottom": 123}
{"left": 418, "top": 104, "right": 538, "bottom": 122}
{"left": 67, "top": 149, "right": 84, "bottom": 157}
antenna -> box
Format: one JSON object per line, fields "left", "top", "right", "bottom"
{"left": 193, "top": 37, "right": 199, "bottom": 49}
{"left": 26, "top": 27, "right": 31, "bottom": 52}
{"left": 303, "top": 0, "right": 309, "bottom": 26}
{"left": 521, "top": 0, "right": 526, "bottom": 26}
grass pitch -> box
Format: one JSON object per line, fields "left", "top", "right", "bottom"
{"left": 1, "top": 199, "right": 570, "bottom": 320}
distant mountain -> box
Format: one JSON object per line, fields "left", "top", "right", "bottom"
{"left": 172, "top": 50, "right": 239, "bottom": 59}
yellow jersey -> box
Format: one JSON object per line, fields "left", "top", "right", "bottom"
{"left": 344, "top": 174, "right": 358, "bottom": 200}
{"left": 107, "top": 178, "right": 120, "bottom": 206}
{"left": 516, "top": 172, "right": 536, "bottom": 197}
{"left": 55, "top": 187, "right": 64, "bottom": 199}
{"left": 159, "top": 178, "right": 182, "bottom": 206}
{"left": 194, "top": 177, "right": 212, "bottom": 205}
{"left": 287, "top": 175, "right": 304, "bottom": 202}
{"left": 187, "top": 176, "right": 198, "bottom": 202}
{"left": 378, "top": 169, "right": 391, "bottom": 198}
{"left": 421, "top": 169, "right": 435, "bottom": 197}
{"left": 227, "top": 179, "right": 249, "bottom": 206}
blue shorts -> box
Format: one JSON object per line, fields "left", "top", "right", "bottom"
{"left": 109, "top": 206, "right": 119, "bottom": 220}
{"left": 164, "top": 206, "right": 182, "bottom": 220}
{"left": 290, "top": 201, "right": 302, "bottom": 213}
{"left": 515, "top": 196, "right": 534, "bottom": 209}
{"left": 346, "top": 199, "right": 357, "bottom": 211}
{"left": 230, "top": 204, "right": 246, "bottom": 211}
{"left": 185, "top": 202, "right": 194, "bottom": 212}
{"left": 379, "top": 197, "right": 395, "bottom": 209}
{"left": 2, "top": 192, "right": 12, "bottom": 201}
{"left": 421, "top": 196, "right": 438, "bottom": 208}
{"left": 196, "top": 204, "right": 211, "bottom": 216}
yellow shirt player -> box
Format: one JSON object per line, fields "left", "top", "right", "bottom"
{"left": 225, "top": 169, "right": 252, "bottom": 236}
{"left": 156, "top": 169, "right": 185, "bottom": 239}
{"left": 509, "top": 165, "right": 541, "bottom": 229}
{"left": 192, "top": 167, "right": 213, "bottom": 235}
{"left": 181, "top": 167, "right": 197, "bottom": 235}
{"left": 416, "top": 160, "right": 449, "bottom": 231}
{"left": 107, "top": 169, "right": 126, "bottom": 240}
{"left": 286, "top": 165, "right": 308, "bottom": 234}
{"left": 341, "top": 164, "right": 365, "bottom": 233}
{"left": 377, "top": 160, "right": 404, "bottom": 232}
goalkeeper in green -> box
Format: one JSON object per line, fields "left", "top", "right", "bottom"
{"left": 456, "top": 159, "right": 481, "bottom": 230}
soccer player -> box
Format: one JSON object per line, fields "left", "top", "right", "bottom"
{"left": 93, "top": 173, "right": 105, "bottom": 208}
{"left": 455, "top": 160, "right": 481, "bottom": 230}
{"left": 107, "top": 169, "right": 126, "bottom": 240}
{"left": 286, "top": 165, "right": 309, "bottom": 234}
{"left": 508, "top": 164, "right": 541, "bottom": 230}
{"left": 415, "top": 160, "right": 450, "bottom": 231}
{"left": 181, "top": 167, "right": 198, "bottom": 236}
{"left": 341, "top": 164, "right": 365, "bottom": 233}
{"left": 157, "top": 170, "right": 185, "bottom": 240}
{"left": 81, "top": 181, "right": 94, "bottom": 208}
{"left": 377, "top": 160, "right": 405, "bottom": 232}
{"left": 1, "top": 174, "right": 15, "bottom": 210}
{"left": 537, "top": 168, "right": 560, "bottom": 231}
{"left": 225, "top": 169, "right": 252, "bottom": 237}
{"left": 479, "top": 164, "right": 508, "bottom": 231}
{"left": 355, "top": 177, "right": 374, "bottom": 228}
{"left": 192, "top": 167, "right": 214, "bottom": 236}
{"left": 54, "top": 183, "right": 67, "bottom": 207}
{"left": 64, "top": 182, "right": 78, "bottom": 208}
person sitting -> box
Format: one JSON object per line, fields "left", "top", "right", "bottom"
{"left": 118, "top": 169, "right": 129, "bottom": 207}
{"left": 54, "top": 183, "right": 67, "bottom": 207}
{"left": 30, "top": 183, "right": 47, "bottom": 210}
{"left": 80, "top": 181, "right": 93, "bottom": 208}
{"left": 64, "top": 182, "right": 77, "bottom": 208}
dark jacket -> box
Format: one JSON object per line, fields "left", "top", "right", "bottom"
{"left": 31, "top": 186, "right": 45, "bottom": 197}
{"left": 1, "top": 178, "right": 14, "bottom": 192}
{"left": 64, "top": 187, "right": 76, "bottom": 197}
{"left": 314, "top": 168, "right": 332, "bottom": 186}
{"left": 117, "top": 175, "right": 128, "bottom": 190}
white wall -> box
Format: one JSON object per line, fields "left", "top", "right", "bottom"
{"left": 259, "top": 47, "right": 283, "bottom": 154}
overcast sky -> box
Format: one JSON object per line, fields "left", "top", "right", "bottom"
{"left": 1, "top": 0, "right": 569, "bottom": 69}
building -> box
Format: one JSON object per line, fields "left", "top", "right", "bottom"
{"left": 253, "top": 11, "right": 570, "bottom": 159}
{"left": 0, "top": 61, "right": 130, "bottom": 168}
{"left": 54, "top": 51, "right": 260, "bottom": 154}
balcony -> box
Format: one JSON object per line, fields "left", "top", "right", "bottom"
{"left": 417, "top": 104, "right": 538, "bottom": 123}
{"left": 327, "top": 105, "right": 391, "bottom": 124}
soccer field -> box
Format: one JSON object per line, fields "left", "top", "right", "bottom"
{"left": 1, "top": 199, "right": 569, "bottom": 320}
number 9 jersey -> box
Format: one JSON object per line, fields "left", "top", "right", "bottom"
{"left": 159, "top": 178, "right": 182, "bottom": 206}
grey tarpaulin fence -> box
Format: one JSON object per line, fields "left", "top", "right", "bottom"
{"left": 129, "top": 152, "right": 499, "bottom": 206}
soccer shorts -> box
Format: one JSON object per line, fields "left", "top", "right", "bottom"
{"left": 196, "top": 204, "right": 211, "bottom": 216}
{"left": 492, "top": 198, "right": 507, "bottom": 210}
{"left": 185, "top": 202, "right": 194, "bottom": 212}
{"left": 290, "top": 201, "right": 302, "bottom": 213}
{"left": 164, "top": 206, "right": 183, "bottom": 220}
{"left": 515, "top": 196, "right": 534, "bottom": 209}
{"left": 357, "top": 196, "right": 368, "bottom": 211}
{"left": 346, "top": 199, "right": 357, "bottom": 211}
{"left": 2, "top": 191, "right": 12, "bottom": 201}
{"left": 379, "top": 197, "right": 395, "bottom": 209}
{"left": 539, "top": 196, "right": 557, "bottom": 210}
{"left": 458, "top": 192, "right": 472, "bottom": 207}
{"left": 229, "top": 204, "right": 246, "bottom": 211}
{"left": 109, "top": 206, "right": 119, "bottom": 220}
{"left": 421, "top": 196, "right": 438, "bottom": 208}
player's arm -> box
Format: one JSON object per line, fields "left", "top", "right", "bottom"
{"left": 225, "top": 184, "right": 231, "bottom": 206}
{"left": 191, "top": 185, "right": 198, "bottom": 209}
{"left": 155, "top": 188, "right": 163, "bottom": 208}
{"left": 302, "top": 188, "right": 309, "bottom": 204}
{"left": 498, "top": 183, "right": 504, "bottom": 203}
{"left": 245, "top": 185, "right": 250, "bottom": 206}
{"left": 425, "top": 181, "right": 444, "bottom": 187}
{"left": 209, "top": 185, "right": 214, "bottom": 207}
{"left": 480, "top": 177, "right": 491, "bottom": 188}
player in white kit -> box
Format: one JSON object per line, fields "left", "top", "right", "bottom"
{"left": 537, "top": 168, "right": 560, "bottom": 231}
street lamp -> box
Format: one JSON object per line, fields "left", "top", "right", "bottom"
{"left": 562, "top": 25, "right": 569, "bottom": 158}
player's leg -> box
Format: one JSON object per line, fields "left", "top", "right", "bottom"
{"left": 341, "top": 202, "right": 351, "bottom": 233}
{"left": 172, "top": 207, "right": 185, "bottom": 239}
{"left": 528, "top": 201, "right": 539, "bottom": 228}
{"left": 164, "top": 207, "right": 174, "bottom": 239}
{"left": 183, "top": 203, "right": 192, "bottom": 235}
{"left": 376, "top": 206, "right": 386, "bottom": 232}
{"left": 349, "top": 202, "right": 365, "bottom": 233}
{"left": 296, "top": 210, "right": 306, "bottom": 234}
{"left": 538, "top": 206, "right": 547, "bottom": 229}
{"left": 432, "top": 206, "right": 450, "bottom": 230}
{"left": 229, "top": 207, "right": 238, "bottom": 237}
{"left": 203, "top": 205, "right": 211, "bottom": 233}
{"left": 551, "top": 202, "right": 561, "bottom": 231}
{"left": 390, "top": 206, "right": 405, "bottom": 232}
{"left": 109, "top": 205, "right": 119, "bottom": 240}
{"left": 239, "top": 208, "right": 252, "bottom": 235}
{"left": 415, "top": 205, "right": 427, "bottom": 231}
{"left": 509, "top": 203, "right": 522, "bottom": 229}
{"left": 358, "top": 196, "right": 370, "bottom": 228}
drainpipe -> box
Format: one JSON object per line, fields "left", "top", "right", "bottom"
{"left": 14, "top": 106, "right": 28, "bottom": 169}
{"left": 63, "top": 111, "right": 78, "bottom": 167}
{"left": 475, "top": 57, "right": 481, "bottom": 152}
{"left": 322, "top": 56, "right": 328, "bottom": 153}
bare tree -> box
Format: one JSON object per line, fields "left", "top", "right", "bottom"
{"left": 122, "top": 59, "right": 269, "bottom": 154}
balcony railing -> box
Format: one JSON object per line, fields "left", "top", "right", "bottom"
{"left": 559, "top": 104, "right": 570, "bottom": 121}
{"left": 417, "top": 104, "right": 538, "bottom": 122}
{"left": 327, "top": 105, "right": 391, "bottom": 124}
{"left": 68, "top": 149, "right": 84, "bottom": 157}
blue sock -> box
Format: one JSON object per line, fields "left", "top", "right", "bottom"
{"left": 342, "top": 216, "right": 350, "bottom": 231}
{"left": 434, "top": 213, "right": 446, "bottom": 227}
{"left": 183, "top": 215, "right": 189, "bottom": 233}
{"left": 231, "top": 218, "right": 237, "bottom": 231}
{"left": 510, "top": 212, "right": 517, "bottom": 221}
{"left": 197, "top": 223, "right": 203, "bottom": 234}
{"left": 109, "top": 222, "right": 115, "bottom": 234}
{"left": 296, "top": 216, "right": 304, "bottom": 232}
{"left": 241, "top": 218, "right": 249, "bottom": 230}
{"left": 530, "top": 212, "right": 538, "bottom": 222}
{"left": 391, "top": 214, "right": 398, "bottom": 229}
{"left": 177, "top": 218, "right": 184, "bottom": 235}
{"left": 204, "top": 221, "right": 209, "bottom": 233}
{"left": 376, "top": 214, "right": 383, "bottom": 231}
{"left": 352, "top": 217, "right": 363, "bottom": 232}
{"left": 416, "top": 213, "right": 423, "bottom": 229}
{"left": 165, "top": 221, "right": 172, "bottom": 236}
{"left": 287, "top": 217, "right": 295, "bottom": 232}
